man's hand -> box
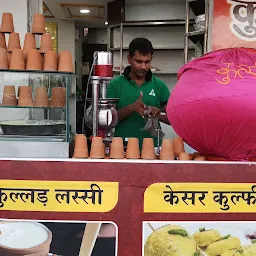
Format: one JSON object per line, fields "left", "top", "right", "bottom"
{"left": 148, "top": 106, "right": 161, "bottom": 117}
{"left": 130, "top": 92, "right": 146, "bottom": 117}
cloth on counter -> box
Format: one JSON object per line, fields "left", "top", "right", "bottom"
{"left": 167, "top": 47, "right": 256, "bottom": 161}
{"left": 141, "top": 107, "right": 165, "bottom": 139}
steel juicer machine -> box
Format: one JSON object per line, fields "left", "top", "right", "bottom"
{"left": 84, "top": 51, "right": 163, "bottom": 156}
{"left": 85, "top": 51, "right": 119, "bottom": 150}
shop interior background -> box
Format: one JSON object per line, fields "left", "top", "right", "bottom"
{"left": 0, "top": 0, "right": 198, "bottom": 153}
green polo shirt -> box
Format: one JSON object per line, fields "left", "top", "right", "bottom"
{"left": 107, "top": 66, "right": 170, "bottom": 148}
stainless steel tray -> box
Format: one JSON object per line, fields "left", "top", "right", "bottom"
{"left": 0, "top": 120, "right": 66, "bottom": 136}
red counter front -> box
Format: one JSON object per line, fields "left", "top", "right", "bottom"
{"left": 0, "top": 159, "right": 256, "bottom": 255}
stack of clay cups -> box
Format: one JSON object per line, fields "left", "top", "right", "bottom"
{"left": 141, "top": 138, "right": 156, "bottom": 160}
{"left": 73, "top": 134, "right": 89, "bottom": 158}
{"left": 40, "top": 33, "right": 53, "bottom": 54}
{"left": 50, "top": 87, "right": 66, "bottom": 108}
{"left": 109, "top": 137, "right": 124, "bottom": 159}
{"left": 0, "top": 33, "right": 7, "bottom": 66}
{"left": 7, "top": 32, "right": 21, "bottom": 52}
{"left": 7, "top": 32, "right": 22, "bottom": 68}
{"left": 35, "top": 15, "right": 53, "bottom": 65}
{"left": 90, "top": 137, "right": 105, "bottom": 159}
{"left": 2, "top": 85, "right": 17, "bottom": 106}
{"left": 126, "top": 138, "right": 140, "bottom": 159}
{"left": 34, "top": 86, "right": 49, "bottom": 107}
{"left": 18, "top": 86, "right": 33, "bottom": 107}
{"left": 23, "top": 33, "right": 37, "bottom": 62}
{"left": 159, "top": 138, "right": 175, "bottom": 160}
{"left": 32, "top": 14, "right": 47, "bottom": 66}
{"left": 1, "top": 13, "right": 14, "bottom": 65}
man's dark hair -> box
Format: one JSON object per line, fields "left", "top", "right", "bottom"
{"left": 129, "top": 38, "right": 154, "bottom": 57}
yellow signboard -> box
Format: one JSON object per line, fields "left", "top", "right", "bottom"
{"left": 0, "top": 180, "right": 118, "bottom": 213}
{"left": 144, "top": 183, "right": 256, "bottom": 213}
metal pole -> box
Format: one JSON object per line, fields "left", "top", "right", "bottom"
{"left": 101, "top": 80, "right": 108, "bottom": 99}
{"left": 120, "top": 23, "right": 123, "bottom": 75}
{"left": 107, "top": 26, "right": 111, "bottom": 51}
{"left": 204, "top": 0, "right": 210, "bottom": 54}
{"left": 184, "top": 0, "right": 190, "bottom": 64}
{"left": 92, "top": 79, "right": 99, "bottom": 137}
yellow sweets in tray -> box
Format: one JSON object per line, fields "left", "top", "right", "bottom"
{"left": 205, "top": 235, "right": 241, "bottom": 256}
{"left": 193, "top": 227, "right": 256, "bottom": 256}
{"left": 144, "top": 224, "right": 256, "bottom": 256}
{"left": 194, "top": 229, "right": 221, "bottom": 247}
{"left": 221, "top": 244, "right": 256, "bottom": 256}
{"left": 144, "top": 225, "right": 201, "bottom": 256}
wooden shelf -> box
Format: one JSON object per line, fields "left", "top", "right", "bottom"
{"left": 188, "top": 0, "right": 205, "bottom": 16}
{"left": 109, "top": 46, "right": 195, "bottom": 51}
{"left": 109, "top": 18, "right": 188, "bottom": 78}
{"left": 113, "top": 70, "right": 177, "bottom": 75}
{"left": 109, "top": 19, "right": 195, "bottom": 28}
{"left": 0, "top": 106, "right": 65, "bottom": 110}
{"left": 187, "top": 30, "right": 205, "bottom": 44}
{"left": 153, "top": 70, "right": 178, "bottom": 75}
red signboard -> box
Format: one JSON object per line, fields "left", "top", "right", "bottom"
{"left": 1, "top": 160, "right": 256, "bottom": 255}
{"left": 212, "top": 0, "right": 256, "bottom": 51}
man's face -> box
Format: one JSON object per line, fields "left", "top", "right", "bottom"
{"left": 128, "top": 50, "right": 152, "bottom": 77}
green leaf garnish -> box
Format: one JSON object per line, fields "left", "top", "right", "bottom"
{"left": 217, "top": 234, "right": 231, "bottom": 241}
{"left": 168, "top": 229, "right": 188, "bottom": 237}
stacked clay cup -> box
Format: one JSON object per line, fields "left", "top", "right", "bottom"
{"left": 141, "top": 138, "right": 156, "bottom": 160}
{"left": 50, "top": 87, "right": 66, "bottom": 108}
{"left": 73, "top": 134, "right": 89, "bottom": 158}
{"left": 159, "top": 138, "right": 175, "bottom": 160}
{"left": 90, "top": 137, "right": 105, "bottom": 159}
{"left": 109, "top": 137, "right": 124, "bottom": 159}
{"left": 2, "top": 85, "right": 17, "bottom": 106}
{"left": 126, "top": 138, "right": 140, "bottom": 159}
{"left": 34, "top": 86, "right": 49, "bottom": 107}
{"left": 18, "top": 86, "right": 33, "bottom": 107}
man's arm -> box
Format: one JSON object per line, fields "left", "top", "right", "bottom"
{"left": 150, "top": 105, "right": 170, "bottom": 124}
{"left": 117, "top": 105, "right": 134, "bottom": 121}
{"left": 159, "top": 112, "right": 170, "bottom": 124}
{"left": 118, "top": 92, "right": 146, "bottom": 121}
{"left": 159, "top": 103, "right": 170, "bottom": 124}
{"left": 107, "top": 81, "right": 145, "bottom": 121}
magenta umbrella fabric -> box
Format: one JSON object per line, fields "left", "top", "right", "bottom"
{"left": 167, "top": 48, "right": 256, "bottom": 161}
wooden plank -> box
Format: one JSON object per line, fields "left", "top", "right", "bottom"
{"left": 60, "top": 3, "right": 105, "bottom": 8}
{"left": 79, "top": 223, "right": 102, "bottom": 256}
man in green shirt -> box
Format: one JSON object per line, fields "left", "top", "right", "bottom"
{"left": 107, "top": 37, "right": 170, "bottom": 148}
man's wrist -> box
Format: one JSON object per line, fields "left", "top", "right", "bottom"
{"left": 128, "top": 103, "right": 134, "bottom": 113}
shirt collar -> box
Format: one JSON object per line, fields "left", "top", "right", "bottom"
{"left": 123, "top": 66, "right": 152, "bottom": 82}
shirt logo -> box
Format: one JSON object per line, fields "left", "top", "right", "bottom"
{"left": 149, "top": 89, "right": 156, "bottom": 97}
